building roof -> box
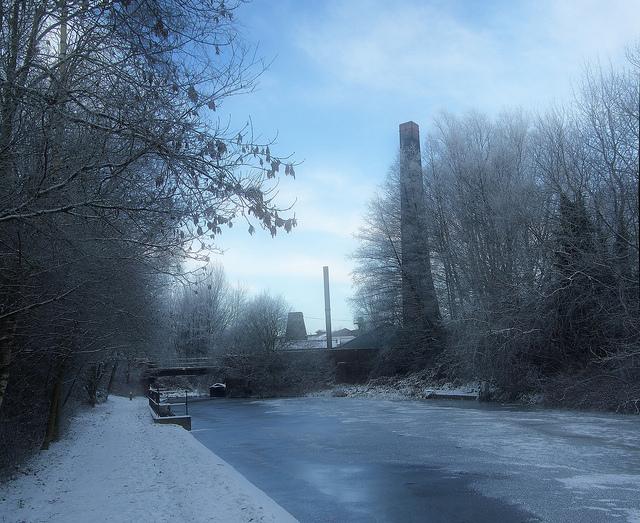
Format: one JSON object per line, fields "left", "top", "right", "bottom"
{"left": 339, "top": 325, "right": 399, "bottom": 350}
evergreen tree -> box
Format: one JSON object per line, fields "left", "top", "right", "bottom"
{"left": 549, "top": 193, "right": 607, "bottom": 370}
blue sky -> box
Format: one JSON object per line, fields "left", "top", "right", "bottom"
{"left": 205, "top": 0, "right": 639, "bottom": 333}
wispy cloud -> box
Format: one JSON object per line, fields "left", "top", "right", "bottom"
{"left": 274, "top": 166, "right": 375, "bottom": 238}
{"left": 295, "top": 0, "right": 639, "bottom": 110}
{"left": 203, "top": 0, "right": 639, "bottom": 330}
{"left": 216, "top": 247, "right": 353, "bottom": 285}
{"left": 297, "top": 2, "right": 495, "bottom": 93}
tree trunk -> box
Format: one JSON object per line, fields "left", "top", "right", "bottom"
{"left": 62, "top": 367, "right": 82, "bottom": 408}
{"left": 0, "top": 317, "right": 17, "bottom": 412}
{"left": 41, "top": 361, "right": 65, "bottom": 450}
{"left": 106, "top": 360, "right": 118, "bottom": 397}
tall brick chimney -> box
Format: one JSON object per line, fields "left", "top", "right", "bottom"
{"left": 399, "top": 121, "right": 440, "bottom": 339}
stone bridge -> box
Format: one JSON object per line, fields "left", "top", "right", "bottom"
{"left": 142, "top": 347, "right": 380, "bottom": 386}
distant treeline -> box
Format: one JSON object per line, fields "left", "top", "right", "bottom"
{"left": 156, "top": 264, "right": 332, "bottom": 398}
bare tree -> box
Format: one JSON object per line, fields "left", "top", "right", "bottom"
{"left": 351, "top": 54, "right": 638, "bottom": 407}
{"left": 351, "top": 163, "right": 403, "bottom": 329}
{"left": 0, "top": 0, "right": 298, "bottom": 465}
{"left": 170, "top": 265, "right": 234, "bottom": 359}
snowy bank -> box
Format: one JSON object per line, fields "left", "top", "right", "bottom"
{"left": 310, "top": 372, "right": 481, "bottom": 402}
{"left": 0, "top": 396, "right": 296, "bottom": 523}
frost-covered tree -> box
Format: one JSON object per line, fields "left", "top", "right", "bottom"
{"left": 0, "top": 0, "right": 297, "bottom": 463}
{"left": 171, "top": 265, "right": 235, "bottom": 359}
{"left": 351, "top": 55, "right": 639, "bottom": 406}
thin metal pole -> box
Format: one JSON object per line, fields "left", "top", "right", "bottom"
{"left": 185, "top": 391, "right": 188, "bottom": 415}
{"left": 323, "top": 266, "right": 332, "bottom": 349}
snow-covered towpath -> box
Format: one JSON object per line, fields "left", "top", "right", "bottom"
{"left": 0, "top": 396, "right": 296, "bottom": 523}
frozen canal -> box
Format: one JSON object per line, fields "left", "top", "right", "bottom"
{"left": 189, "top": 397, "right": 640, "bottom": 522}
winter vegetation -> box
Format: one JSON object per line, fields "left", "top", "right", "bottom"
{"left": 0, "top": 0, "right": 298, "bottom": 471}
{"left": 156, "top": 266, "right": 332, "bottom": 398}
{"left": 351, "top": 52, "right": 640, "bottom": 412}
{"left": 0, "top": 4, "right": 638, "bottom": 514}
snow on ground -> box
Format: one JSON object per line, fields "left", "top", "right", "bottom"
{"left": 309, "top": 375, "right": 480, "bottom": 401}
{"left": 0, "top": 396, "right": 296, "bottom": 523}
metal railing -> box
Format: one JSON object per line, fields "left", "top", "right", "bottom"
{"left": 146, "top": 357, "right": 217, "bottom": 369}
{"left": 148, "top": 387, "right": 189, "bottom": 417}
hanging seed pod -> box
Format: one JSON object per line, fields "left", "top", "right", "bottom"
{"left": 187, "top": 85, "right": 198, "bottom": 102}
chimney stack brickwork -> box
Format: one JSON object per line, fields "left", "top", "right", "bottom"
{"left": 399, "top": 121, "right": 440, "bottom": 337}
